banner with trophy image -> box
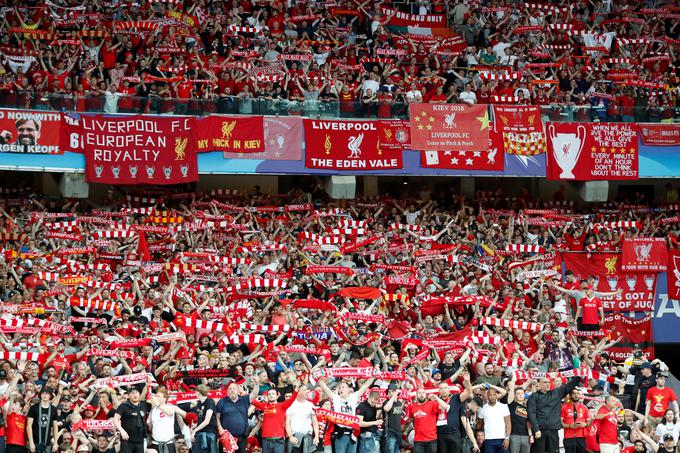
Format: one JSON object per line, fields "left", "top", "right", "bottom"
{"left": 562, "top": 252, "right": 656, "bottom": 312}
{"left": 621, "top": 237, "right": 668, "bottom": 272}
{"left": 546, "top": 123, "right": 638, "bottom": 181}
{"left": 71, "top": 115, "right": 199, "bottom": 185}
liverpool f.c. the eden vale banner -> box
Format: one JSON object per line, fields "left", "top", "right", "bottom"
{"left": 562, "top": 252, "right": 656, "bottom": 312}
{"left": 71, "top": 115, "right": 198, "bottom": 184}
{"left": 493, "top": 105, "right": 546, "bottom": 155}
{"left": 194, "top": 116, "right": 264, "bottom": 153}
{"left": 409, "top": 103, "right": 489, "bottom": 152}
{"left": 304, "top": 119, "right": 402, "bottom": 170}
{"left": 621, "top": 237, "right": 668, "bottom": 272}
{"left": 0, "top": 110, "right": 63, "bottom": 154}
{"left": 547, "top": 122, "right": 638, "bottom": 181}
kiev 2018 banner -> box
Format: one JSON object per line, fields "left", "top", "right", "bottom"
{"left": 421, "top": 125, "right": 503, "bottom": 171}
{"left": 0, "top": 110, "right": 63, "bottom": 154}
{"left": 68, "top": 115, "right": 199, "bottom": 185}
{"left": 409, "top": 103, "right": 489, "bottom": 153}
{"left": 304, "top": 119, "right": 403, "bottom": 170}
{"left": 547, "top": 122, "right": 638, "bottom": 180}
{"left": 562, "top": 252, "right": 656, "bottom": 312}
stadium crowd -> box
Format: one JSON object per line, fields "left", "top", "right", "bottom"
{"left": 0, "top": 0, "right": 677, "bottom": 119}
{"left": 0, "top": 183, "right": 677, "bottom": 453}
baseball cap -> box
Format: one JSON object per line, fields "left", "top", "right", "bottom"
{"left": 657, "top": 371, "right": 669, "bottom": 379}
{"left": 663, "top": 434, "right": 674, "bottom": 441}
{"left": 641, "top": 362, "right": 652, "bottom": 370}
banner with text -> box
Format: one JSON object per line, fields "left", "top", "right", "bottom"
{"left": 667, "top": 249, "right": 680, "bottom": 301}
{"left": 194, "top": 116, "right": 264, "bottom": 153}
{"left": 562, "top": 252, "right": 656, "bottom": 312}
{"left": 639, "top": 123, "right": 680, "bottom": 146}
{"left": 602, "top": 313, "right": 654, "bottom": 361}
{"left": 493, "top": 105, "right": 546, "bottom": 155}
{"left": 421, "top": 125, "right": 503, "bottom": 171}
{"left": 304, "top": 119, "right": 403, "bottom": 171}
{"left": 409, "top": 103, "right": 489, "bottom": 153}
{"left": 621, "top": 237, "right": 668, "bottom": 272}
{"left": 223, "top": 116, "right": 302, "bottom": 160}
{"left": 72, "top": 115, "right": 198, "bottom": 185}
{"left": 0, "top": 110, "right": 63, "bottom": 154}
{"left": 379, "top": 120, "right": 411, "bottom": 151}
{"left": 547, "top": 122, "right": 638, "bottom": 180}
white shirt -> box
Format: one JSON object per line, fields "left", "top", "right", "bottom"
{"left": 479, "top": 402, "right": 510, "bottom": 440}
{"left": 492, "top": 42, "right": 512, "bottom": 59}
{"left": 362, "top": 79, "right": 380, "bottom": 96}
{"left": 459, "top": 91, "right": 477, "bottom": 105}
{"left": 151, "top": 407, "right": 176, "bottom": 442}
{"left": 286, "top": 399, "right": 316, "bottom": 435}
{"left": 332, "top": 392, "right": 360, "bottom": 416}
{"left": 406, "top": 90, "right": 423, "bottom": 102}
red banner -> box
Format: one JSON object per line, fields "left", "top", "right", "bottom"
{"left": 0, "top": 110, "right": 63, "bottom": 154}
{"left": 639, "top": 123, "right": 680, "bottom": 146}
{"left": 667, "top": 249, "right": 680, "bottom": 300}
{"left": 223, "top": 117, "right": 302, "bottom": 160}
{"left": 621, "top": 237, "right": 668, "bottom": 272}
{"left": 492, "top": 105, "right": 546, "bottom": 155}
{"left": 562, "top": 252, "right": 656, "bottom": 312}
{"left": 547, "top": 123, "right": 638, "bottom": 180}
{"left": 78, "top": 115, "right": 198, "bottom": 185}
{"left": 194, "top": 116, "right": 264, "bottom": 153}
{"left": 409, "top": 104, "right": 489, "bottom": 152}
{"left": 304, "top": 119, "right": 402, "bottom": 170}
{"left": 380, "top": 6, "right": 447, "bottom": 27}
{"left": 379, "top": 120, "right": 411, "bottom": 151}
{"left": 601, "top": 313, "right": 654, "bottom": 361}
{"left": 421, "top": 125, "right": 503, "bottom": 171}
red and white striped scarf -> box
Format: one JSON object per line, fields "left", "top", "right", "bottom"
{"left": 480, "top": 317, "right": 543, "bottom": 332}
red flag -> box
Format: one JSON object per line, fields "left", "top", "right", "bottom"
{"left": 304, "top": 119, "right": 402, "bottom": 170}
{"left": 420, "top": 124, "right": 503, "bottom": 170}
{"left": 219, "top": 431, "right": 239, "bottom": 453}
{"left": 193, "top": 116, "right": 264, "bottom": 153}
{"left": 601, "top": 313, "right": 654, "bottom": 361}
{"left": 223, "top": 117, "right": 302, "bottom": 160}
{"left": 409, "top": 103, "right": 489, "bottom": 152}
{"left": 668, "top": 249, "right": 680, "bottom": 300}
{"left": 78, "top": 115, "right": 198, "bottom": 185}
{"left": 546, "top": 122, "right": 638, "bottom": 181}
{"left": 562, "top": 252, "right": 656, "bottom": 312}
{"left": 137, "top": 230, "right": 151, "bottom": 261}
{"left": 378, "top": 120, "right": 411, "bottom": 151}
{"left": 493, "top": 105, "right": 547, "bottom": 155}
{"left": 639, "top": 123, "right": 680, "bottom": 146}
{"left": 621, "top": 237, "right": 668, "bottom": 272}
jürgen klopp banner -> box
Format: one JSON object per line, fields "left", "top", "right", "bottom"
{"left": 0, "top": 110, "right": 63, "bottom": 154}
{"left": 562, "top": 252, "right": 656, "bottom": 312}
{"left": 621, "top": 237, "right": 668, "bottom": 272}
{"left": 194, "top": 116, "right": 264, "bottom": 153}
{"left": 409, "top": 103, "right": 489, "bottom": 152}
{"left": 71, "top": 115, "right": 198, "bottom": 184}
{"left": 304, "top": 119, "right": 402, "bottom": 170}
{"left": 546, "top": 122, "right": 638, "bottom": 180}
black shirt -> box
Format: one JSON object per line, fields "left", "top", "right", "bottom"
{"left": 195, "top": 398, "right": 217, "bottom": 434}
{"left": 446, "top": 394, "right": 464, "bottom": 434}
{"left": 356, "top": 401, "right": 378, "bottom": 434}
{"left": 440, "top": 362, "right": 459, "bottom": 381}
{"left": 385, "top": 400, "right": 405, "bottom": 435}
{"left": 27, "top": 403, "right": 57, "bottom": 445}
{"left": 116, "top": 401, "right": 152, "bottom": 443}
{"left": 508, "top": 401, "right": 529, "bottom": 436}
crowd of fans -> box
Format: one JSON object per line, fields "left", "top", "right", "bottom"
{"left": 0, "top": 0, "right": 677, "bottom": 120}
{"left": 0, "top": 183, "right": 677, "bottom": 453}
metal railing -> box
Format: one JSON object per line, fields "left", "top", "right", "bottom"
{"left": 0, "top": 93, "right": 678, "bottom": 123}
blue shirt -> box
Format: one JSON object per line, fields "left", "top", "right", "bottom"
{"left": 215, "top": 396, "right": 250, "bottom": 436}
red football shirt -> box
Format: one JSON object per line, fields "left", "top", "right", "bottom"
{"left": 579, "top": 296, "right": 601, "bottom": 325}
{"left": 406, "top": 400, "right": 439, "bottom": 442}
{"left": 596, "top": 406, "right": 618, "bottom": 445}
{"left": 251, "top": 396, "right": 296, "bottom": 438}
{"left": 646, "top": 386, "right": 677, "bottom": 418}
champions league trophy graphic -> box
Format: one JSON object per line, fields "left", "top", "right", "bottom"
{"left": 644, "top": 275, "right": 655, "bottom": 291}
{"left": 549, "top": 124, "right": 587, "bottom": 179}
{"left": 626, "top": 275, "right": 637, "bottom": 292}
{"left": 606, "top": 275, "right": 619, "bottom": 291}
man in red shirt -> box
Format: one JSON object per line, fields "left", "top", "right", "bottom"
{"left": 645, "top": 372, "right": 679, "bottom": 433}
{"left": 251, "top": 388, "right": 297, "bottom": 452}
{"left": 405, "top": 388, "right": 441, "bottom": 453}
{"left": 595, "top": 396, "right": 621, "bottom": 453}
{"left": 575, "top": 286, "right": 604, "bottom": 331}
{"left": 561, "top": 388, "right": 591, "bottom": 453}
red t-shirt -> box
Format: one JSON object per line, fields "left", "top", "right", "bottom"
{"left": 579, "top": 296, "right": 601, "bottom": 325}
{"left": 596, "top": 406, "right": 618, "bottom": 445}
{"left": 561, "top": 402, "right": 589, "bottom": 438}
{"left": 6, "top": 412, "right": 27, "bottom": 446}
{"left": 406, "top": 400, "right": 439, "bottom": 442}
{"left": 251, "top": 396, "right": 296, "bottom": 438}
{"left": 646, "top": 386, "right": 677, "bottom": 418}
